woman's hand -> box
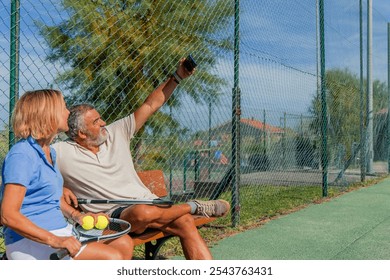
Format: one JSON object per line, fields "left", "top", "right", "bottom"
{"left": 48, "top": 235, "right": 82, "bottom": 257}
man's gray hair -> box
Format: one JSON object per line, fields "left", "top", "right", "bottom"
{"left": 66, "top": 104, "right": 96, "bottom": 140}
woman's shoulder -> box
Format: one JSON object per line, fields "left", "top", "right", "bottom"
{"left": 5, "top": 139, "right": 36, "bottom": 161}
{"left": 8, "top": 138, "right": 31, "bottom": 153}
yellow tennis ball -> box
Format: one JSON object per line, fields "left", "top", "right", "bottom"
{"left": 95, "top": 215, "right": 109, "bottom": 230}
{"left": 81, "top": 215, "right": 95, "bottom": 230}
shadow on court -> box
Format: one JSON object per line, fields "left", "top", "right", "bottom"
{"left": 210, "top": 176, "right": 390, "bottom": 260}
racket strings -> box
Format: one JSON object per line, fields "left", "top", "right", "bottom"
{"left": 104, "top": 222, "right": 129, "bottom": 235}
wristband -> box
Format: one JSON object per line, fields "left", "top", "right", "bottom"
{"left": 171, "top": 75, "right": 180, "bottom": 84}
{"left": 172, "top": 71, "right": 182, "bottom": 84}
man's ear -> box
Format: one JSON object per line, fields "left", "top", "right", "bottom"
{"left": 78, "top": 130, "right": 87, "bottom": 140}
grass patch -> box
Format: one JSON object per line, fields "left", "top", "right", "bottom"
{"left": 0, "top": 227, "right": 4, "bottom": 255}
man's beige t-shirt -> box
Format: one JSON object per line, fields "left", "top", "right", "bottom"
{"left": 53, "top": 114, "right": 158, "bottom": 213}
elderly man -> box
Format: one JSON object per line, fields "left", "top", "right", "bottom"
{"left": 54, "top": 58, "right": 230, "bottom": 260}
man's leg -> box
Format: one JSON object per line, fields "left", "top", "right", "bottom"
{"left": 119, "top": 204, "right": 212, "bottom": 259}
{"left": 120, "top": 204, "right": 192, "bottom": 234}
{"left": 159, "top": 213, "right": 213, "bottom": 260}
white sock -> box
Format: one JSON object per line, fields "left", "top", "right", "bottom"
{"left": 187, "top": 201, "right": 197, "bottom": 214}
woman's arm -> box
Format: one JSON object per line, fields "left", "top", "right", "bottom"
{"left": 1, "top": 183, "right": 80, "bottom": 254}
{"left": 1, "top": 184, "right": 57, "bottom": 243}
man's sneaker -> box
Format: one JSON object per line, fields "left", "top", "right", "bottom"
{"left": 191, "top": 199, "right": 230, "bottom": 218}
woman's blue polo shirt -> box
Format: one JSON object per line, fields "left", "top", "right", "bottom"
{"left": 1, "top": 136, "right": 67, "bottom": 245}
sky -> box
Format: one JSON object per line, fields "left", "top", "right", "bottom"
{"left": 1, "top": 0, "right": 390, "bottom": 131}
{"left": 175, "top": 0, "right": 390, "bottom": 130}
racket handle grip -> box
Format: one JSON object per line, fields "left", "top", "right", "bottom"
{"left": 50, "top": 248, "right": 69, "bottom": 260}
{"left": 153, "top": 199, "right": 173, "bottom": 205}
{"left": 77, "top": 198, "right": 87, "bottom": 204}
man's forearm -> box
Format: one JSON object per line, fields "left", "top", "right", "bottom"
{"left": 144, "top": 75, "right": 179, "bottom": 112}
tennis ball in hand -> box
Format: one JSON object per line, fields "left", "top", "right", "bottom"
{"left": 81, "top": 215, "right": 95, "bottom": 230}
{"left": 95, "top": 215, "right": 109, "bottom": 230}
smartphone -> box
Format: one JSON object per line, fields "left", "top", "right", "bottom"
{"left": 183, "top": 54, "right": 197, "bottom": 72}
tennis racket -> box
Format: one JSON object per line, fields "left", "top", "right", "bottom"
{"left": 77, "top": 198, "right": 174, "bottom": 206}
{"left": 50, "top": 218, "right": 131, "bottom": 260}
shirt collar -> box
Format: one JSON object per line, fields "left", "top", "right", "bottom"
{"left": 27, "top": 136, "right": 57, "bottom": 168}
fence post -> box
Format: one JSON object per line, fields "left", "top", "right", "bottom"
{"left": 319, "top": 0, "right": 328, "bottom": 197}
{"left": 231, "top": 0, "right": 241, "bottom": 226}
{"left": 387, "top": 23, "right": 390, "bottom": 173}
{"left": 183, "top": 154, "right": 188, "bottom": 193}
{"left": 366, "top": 0, "right": 374, "bottom": 174}
{"left": 360, "top": 0, "right": 366, "bottom": 181}
{"left": 9, "top": 0, "right": 20, "bottom": 148}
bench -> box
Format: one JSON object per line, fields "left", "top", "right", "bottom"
{"left": 132, "top": 170, "right": 216, "bottom": 259}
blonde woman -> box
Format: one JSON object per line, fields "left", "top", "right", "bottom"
{"left": 0, "top": 89, "right": 133, "bottom": 260}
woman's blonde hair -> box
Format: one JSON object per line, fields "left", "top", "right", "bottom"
{"left": 12, "top": 89, "right": 64, "bottom": 139}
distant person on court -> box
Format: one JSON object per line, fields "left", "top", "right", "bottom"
{"left": 54, "top": 58, "right": 230, "bottom": 260}
{"left": 0, "top": 89, "right": 133, "bottom": 260}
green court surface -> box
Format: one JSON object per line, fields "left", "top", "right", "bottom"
{"left": 210, "top": 177, "right": 390, "bottom": 260}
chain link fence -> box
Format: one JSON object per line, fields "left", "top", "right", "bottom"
{"left": 1, "top": 0, "right": 390, "bottom": 258}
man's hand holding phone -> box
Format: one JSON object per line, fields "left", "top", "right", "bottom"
{"left": 173, "top": 54, "right": 197, "bottom": 84}
{"left": 183, "top": 54, "right": 197, "bottom": 72}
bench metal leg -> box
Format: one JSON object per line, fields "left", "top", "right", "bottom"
{"left": 144, "top": 236, "right": 173, "bottom": 260}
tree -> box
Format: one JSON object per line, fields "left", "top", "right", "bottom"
{"left": 309, "top": 68, "right": 388, "bottom": 163}
{"left": 373, "top": 80, "right": 390, "bottom": 160}
{"left": 0, "top": 127, "right": 9, "bottom": 171}
{"left": 38, "top": 0, "right": 234, "bottom": 127}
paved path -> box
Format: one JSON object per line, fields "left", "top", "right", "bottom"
{"left": 210, "top": 176, "right": 390, "bottom": 260}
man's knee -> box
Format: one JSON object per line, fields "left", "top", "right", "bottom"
{"left": 173, "top": 213, "right": 196, "bottom": 229}
{"left": 122, "top": 204, "right": 159, "bottom": 224}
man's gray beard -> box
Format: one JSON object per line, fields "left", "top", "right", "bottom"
{"left": 86, "top": 128, "right": 108, "bottom": 146}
